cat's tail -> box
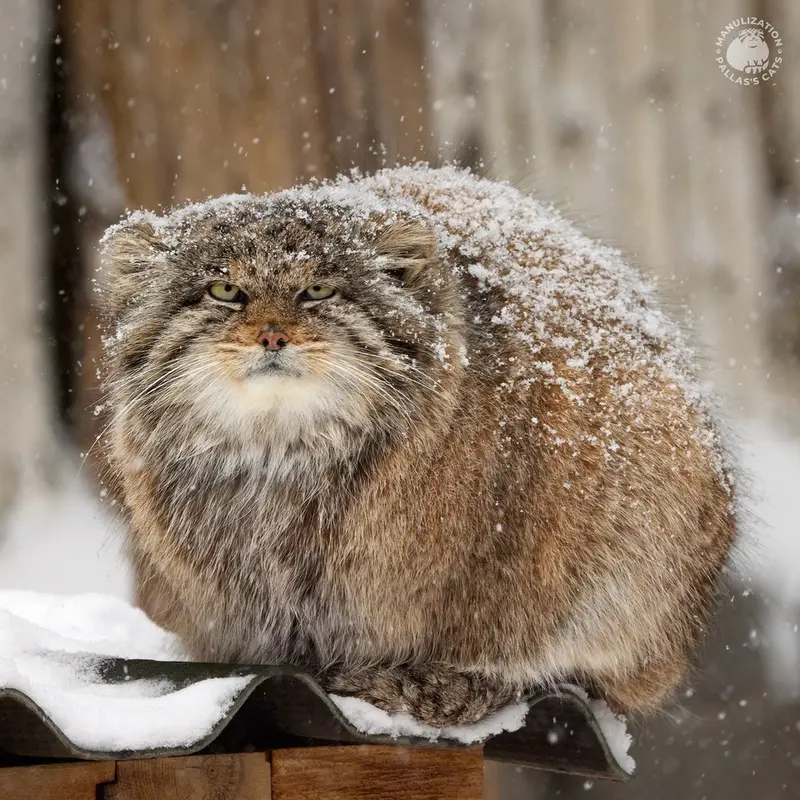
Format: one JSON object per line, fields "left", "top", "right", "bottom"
{"left": 322, "top": 663, "right": 519, "bottom": 727}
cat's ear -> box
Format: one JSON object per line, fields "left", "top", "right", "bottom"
{"left": 375, "top": 219, "right": 437, "bottom": 284}
{"left": 100, "top": 221, "right": 167, "bottom": 273}
{"left": 97, "top": 221, "right": 168, "bottom": 316}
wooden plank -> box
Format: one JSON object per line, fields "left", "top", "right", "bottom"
{"left": 103, "top": 753, "right": 270, "bottom": 800}
{"left": 271, "top": 745, "right": 483, "bottom": 800}
{"left": 0, "top": 761, "right": 116, "bottom": 800}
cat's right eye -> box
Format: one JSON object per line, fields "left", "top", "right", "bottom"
{"left": 297, "top": 284, "right": 336, "bottom": 303}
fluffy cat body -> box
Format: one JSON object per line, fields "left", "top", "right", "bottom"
{"left": 99, "top": 165, "right": 736, "bottom": 725}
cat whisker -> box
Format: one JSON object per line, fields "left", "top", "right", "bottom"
{"left": 324, "top": 349, "right": 438, "bottom": 393}
{"left": 80, "top": 358, "right": 213, "bottom": 476}
{"left": 313, "top": 354, "right": 401, "bottom": 399}
{"left": 313, "top": 355, "right": 411, "bottom": 422}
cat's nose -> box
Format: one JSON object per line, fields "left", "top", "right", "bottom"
{"left": 257, "top": 327, "right": 290, "bottom": 350}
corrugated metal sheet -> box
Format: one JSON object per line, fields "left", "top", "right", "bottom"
{"left": 0, "top": 657, "right": 630, "bottom": 780}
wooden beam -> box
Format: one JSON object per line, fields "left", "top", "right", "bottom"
{"left": 271, "top": 745, "right": 484, "bottom": 800}
{"left": 103, "top": 753, "right": 271, "bottom": 799}
{"left": 1, "top": 747, "right": 483, "bottom": 798}
{"left": 0, "top": 761, "right": 116, "bottom": 800}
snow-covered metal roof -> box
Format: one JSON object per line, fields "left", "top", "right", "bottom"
{"left": 0, "top": 656, "right": 630, "bottom": 780}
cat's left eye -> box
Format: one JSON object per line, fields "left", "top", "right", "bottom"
{"left": 297, "top": 284, "right": 336, "bottom": 302}
{"left": 208, "top": 282, "right": 246, "bottom": 304}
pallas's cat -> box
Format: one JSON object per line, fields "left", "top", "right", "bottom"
{"left": 98, "top": 166, "right": 736, "bottom": 726}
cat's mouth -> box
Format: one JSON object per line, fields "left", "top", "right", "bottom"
{"left": 244, "top": 351, "right": 301, "bottom": 379}
{"left": 253, "top": 362, "right": 281, "bottom": 374}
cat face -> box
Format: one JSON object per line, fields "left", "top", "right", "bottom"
{"left": 99, "top": 198, "right": 461, "bottom": 446}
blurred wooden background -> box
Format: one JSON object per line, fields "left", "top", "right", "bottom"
{"left": 2, "top": 0, "right": 799, "bottom": 797}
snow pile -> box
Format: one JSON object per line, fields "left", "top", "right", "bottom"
{"left": 331, "top": 694, "right": 530, "bottom": 746}
{"left": 0, "top": 591, "right": 251, "bottom": 751}
{"left": 588, "top": 698, "right": 635, "bottom": 773}
{"left": 0, "top": 591, "right": 179, "bottom": 659}
{"left": 567, "top": 686, "right": 635, "bottom": 774}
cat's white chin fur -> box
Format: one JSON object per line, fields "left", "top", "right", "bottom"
{"left": 194, "top": 371, "right": 370, "bottom": 442}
